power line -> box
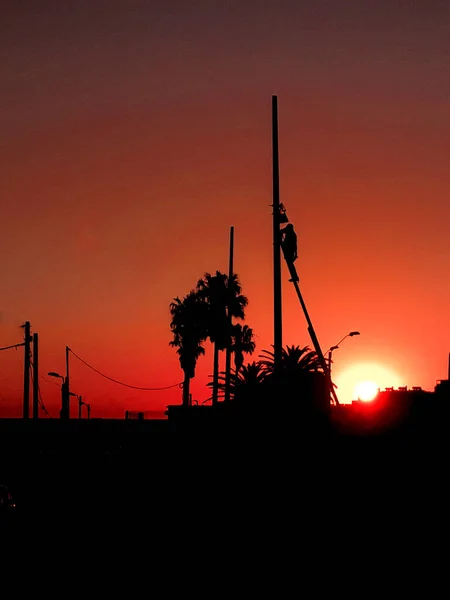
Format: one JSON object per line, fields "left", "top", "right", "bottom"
{"left": 68, "top": 347, "right": 183, "bottom": 391}
{"left": 42, "top": 373, "right": 62, "bottom": 388}
{"left": 0, "top": 342, "right": 25, "bottom": 352}
{"left": 30, "top": 359, "right": 52, "bottom": 418}
{"left": 38, "top": 388, "right": 52, "bottom": 418}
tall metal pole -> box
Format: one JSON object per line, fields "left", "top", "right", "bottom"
{"left": 22, "top": 321, "right": 31, "bottom": 419}
{"left": 78, "top": 395, "right": 82, "bottom": 420}
{"left": 272, "top": 96, "right": 282, "bottom": 377}
{"left": 224, "top": 226, "right": 234, "bottom": 402}
{"left": 66, "top": 346, "right": 70, "bottom": 390}
{"left": 65, "top": 345, "right": 70, "bottom": 418}
{"left": 32, "top": 332, "right": 39, "bottom": 419}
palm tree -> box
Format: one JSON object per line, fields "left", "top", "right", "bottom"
{"left": 231, "top": 324, "right": 256, "bottom": 376}
{"left": 211, "top": 361, "right": 267, "bottom": 403}
{"left": 259, "top": 345, "right": 324, "bottom": 406}
{"left": 169, "top": 290, "right": 208, "bottom": 407}
{"left": 196, "top": 271, "right": 248, "bottom": 405}
{"left": 259, "top": 345, "right": 322, "bottom": 379}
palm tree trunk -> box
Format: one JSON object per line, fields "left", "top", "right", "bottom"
{"left": 182, "top": 372, "right": 190, "bottom": 407}
{"left": 235, "top": 354, "right": 243, "bottom": 378}
{"left": 212, "top": 342, "right": 220, "bottom": 406}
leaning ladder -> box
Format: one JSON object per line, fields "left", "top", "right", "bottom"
{"left": 281, "top": 245, "right": 340, "bottom": 406}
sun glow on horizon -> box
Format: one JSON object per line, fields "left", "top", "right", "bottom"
{"left": 353, "top": 380, "right": 379, "bottom": 402}
{"left": 334, "top": 362, "right": 404, "bottom": 404}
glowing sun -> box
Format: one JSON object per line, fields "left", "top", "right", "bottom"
{"left": 333, "top": 362, "right": 403, "bottom": 404}
{"left": 354, "top": 380, "right": 379, "bottom": 402}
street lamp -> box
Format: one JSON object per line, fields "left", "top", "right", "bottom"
{"left": 47, "top": 371, "right": 64, "bottom": 381}
{"left": 69, "top": 392, "right": 90, "bottom": 419}
{"left": 326, "top": 331, "right": 360, "bottom": 378}
{"left": 47, "top": 348, "right": 71, "bottom": 419}
{"left": 48, "top": 371, "right": 70, "bottom": 419}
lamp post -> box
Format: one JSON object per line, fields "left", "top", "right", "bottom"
{"left": 326, "top": 331, "right": 360, "bottom": 379}
{"left": 48, "top": 347, "right": 71, "bottom": 419}
{"left": 48, "top": 371, "right": 70, "bottom": 419}
{"left": 69, "top": 392, "right": 88, "bottom": 419}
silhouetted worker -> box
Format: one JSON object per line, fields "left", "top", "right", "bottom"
{"left": 281, "top": 223, "right": 298, "bottom": 263}
{"left": 281, "top": 223, "right": 299, "bottom": 282}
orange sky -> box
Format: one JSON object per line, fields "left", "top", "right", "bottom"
{"left": 1, "top": 1, "right": 449, "bottom": 418}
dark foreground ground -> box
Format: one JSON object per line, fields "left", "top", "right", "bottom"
{"left": 1, "top": 414, "right": 449, "bottom": 586}
{"left": 2, "top": 418, "right": 448, "bottom": 512}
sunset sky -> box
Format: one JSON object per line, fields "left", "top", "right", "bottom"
{"left": 1, "top": 1, "right": 449, "bottom": 418}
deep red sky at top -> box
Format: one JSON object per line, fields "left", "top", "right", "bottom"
{"left": 1, "top": 1, "right": 449, "bottom": 418}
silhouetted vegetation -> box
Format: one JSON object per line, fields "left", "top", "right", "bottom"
{"left": 209, "top": 344, "right": 329, "bottom": 419}
{"left": 169, "top": 290, "right": 208, "bottom": 406}
{"left": 230, "top": 323, "right": 256, "bottom": 376}
{"left": 170, "top": 270, "right": 251, "bottom": 406}
{"left": 196, "top": 271, "right": 248, "bottom": 404}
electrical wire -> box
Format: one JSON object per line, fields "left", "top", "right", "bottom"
{"left": 68, "top": 347, "right": 183, "bottom": 391}
{"left": 38, "top": 388, "right": 52, "bottom": 418}
{"left": 0, "top": 342, "right": 25, "bottom": 352}
{"left": 42, "top": 373, "right": 63, "bottom": 388}
{"left": 30, "top": 359, "right": 52, "bottom": 418}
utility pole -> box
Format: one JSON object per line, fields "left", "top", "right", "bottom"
{"left": 65, "top": 345, "right": 70, "bottom": 419}
{"left": 59, "top": 347, "right": 71, "bottom": 419}
{"left": 66, "top": 346, "right": 70, "bottom": 395}
{"left": 32, "top": 332, "right": 39, "bottom": 419}
{"left": 272, "top": 96, "right": 283, "bottom": 379}
{"left": 21, "top": 321, "right": 32, "bottom": 419}
{"left": 60, "top": 381, "right": 69, "bottom": 419}
{"left": 224, "top": 225, "right": 234, "bottom": 402}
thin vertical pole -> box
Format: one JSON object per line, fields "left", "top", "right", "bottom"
{"left": 65, "top": 346, "right": 70, "bottom": 391}
{"left": 22, "top": 321, "right": 31, "bottom": 419}
{"left": 60, "top": 381, "right": 67, "bottom": 419}
{"left": 224, "top": 226, "right": 235, "bottom": 402}
{"left": 32, "top": 332, "right": 39, "bottom": 419}
{"left": 78, "top": 396, "right": 82, "bottom": 419}
{"left": 272, "top": 96, "right": 282, "bottom": 377}
{"left": 65, "top": 346, "right": 70, "bottom": 418}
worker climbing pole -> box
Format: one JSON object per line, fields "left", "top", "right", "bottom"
{"left": 279, "top": 207, "right": 339, "bottom": 406}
